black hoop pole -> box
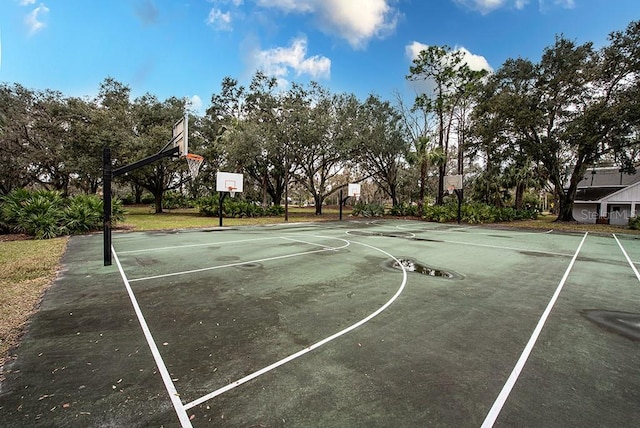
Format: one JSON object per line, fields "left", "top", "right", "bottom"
{"left": 219, "top": 191, "right": 226, "bottom": 227}
{"left": 103, "top": 147, "right": 112, "bottom": 266}
{"left": 103, "top": 145, "right": 180, "bottom": 266}
{"left": 455, "top": 189, "right": 463, "bottom": 224}
{"left": 339, "top": 188, "right": 351, "bottom": 221}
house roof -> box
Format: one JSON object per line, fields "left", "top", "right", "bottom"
{"left": 574, "top": 187, "right": 622, "bottom": 201}
{"left": 573, "top": 166, "right": 640, "bottom": 203}
{"left": 577, "top": 167, "right": 640, "bottom": 188}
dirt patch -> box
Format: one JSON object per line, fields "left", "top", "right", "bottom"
{"left": 0, "top": 234, "right": 31, "bottom": 242}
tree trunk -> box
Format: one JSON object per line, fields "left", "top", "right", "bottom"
{"left": 436, "top": 164, "right": 445, "bottom": 205}
{"left": 557, "top": 193, "right": 575, "bottom": 221}
{"left": 418, "top": 159, "right": 427, "bottom": 214}
{"left": 515, "top": 182, "right": 525, "bottom": 210}
{"left": 154, "top": 192, "right": 163, "bottom": 214}
{"left": 314, "top": 194, "right": 322, "bottom": 215}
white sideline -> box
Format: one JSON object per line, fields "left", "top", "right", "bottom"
{"left": 128, "top": 239, "right": 350, "bottom": 283}
{"left": 112, "top": 247, "right": 193, "bottom": 428}
{"left": 481, "top": 232, "right": 588, "bottom": 428}
{"left": 613, "top": 234, "right": 640, "bottom": 282}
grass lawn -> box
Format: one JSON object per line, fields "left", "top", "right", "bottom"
{"left": 117, "top": 205, "right": 343, "bottom": 230}
{"left": 0, "top": 237, "right": 68, "bottom": 366}
{"left": 2, "top": 206, "right": 637, "bottom": 369}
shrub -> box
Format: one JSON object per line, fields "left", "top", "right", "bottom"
{"left": 352, "top": 201, "right": 385, "bottom": 217}
{"left": 0, "top": 189, "right": 125, "bottom": 239}
{"left": 423, "top": 204, "right": 457, "bottom": 223}
{"left": 196, "top": 195, "right": 286, "bottom": 218}
{"left": 422, "top": 202, "right": 538, "bottom": 224}
{"left": 65, "top": 195, "right": 103, "bottom": 233}
{"left": 629, "top": 216, "right": 640, "bottom": 230}
{"left": 4, "top": 190, "right": 66, "bottom": 239}
{"left": 389, "top": 202, "right": 420, "bottom": 217}
{"left": 196, "top": 195, "right": 221, "bottom": 217}
{"left": 265, "top": 204, "right": 285, "bottom": 216}
{"left": 163, "top": 191, "right": 194, "bottom": 209}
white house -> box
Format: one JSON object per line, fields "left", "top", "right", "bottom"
{"left": 572, "top": 166, "right": 640, "bottom": 225}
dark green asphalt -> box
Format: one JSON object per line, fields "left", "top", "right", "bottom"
{"left": 1, "top": 220, "right": 639, "bottom": 427}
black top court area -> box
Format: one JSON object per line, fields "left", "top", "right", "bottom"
{"left": 1, "top": 219, "right": 640, "bottom": 427}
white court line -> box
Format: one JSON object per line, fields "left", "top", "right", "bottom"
{"left": 346, "top": 230, "right": 572, "bottom": 258}
{"left": 394, "top": 222, "right": 554, "bottom": 236}
{"left": 345, "top": 230, "right": 416, "bottom": 238}
{"left": 280, "top": 236, "right": 342, "bottom": 250}
{"left": 112, "top": 247, "right": 193, "bottom": 428}
{"left": 481, "top": 232, "right": 588, "bottom": 428}
{"left": 613, "top": 234, "right": 640, "bottom": 282}
{"left": 128, "top": 239, "right": 350, "bottom": 283}
{"left": 117, "top": 237, "right": 277, "bottom": 254}
{"left": 183, "top": 239, "right": 407, "bottom": 410}
{"left": 439, "top": 238, "right": 571, "bottom": 257}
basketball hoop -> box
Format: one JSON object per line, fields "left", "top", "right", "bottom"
{"left": 447, "top": 185, "right": 456, "bottom": 195}
{"left": 228, "top": 186, "right": 237, "bottom": 198}
{"left": 353, "top": 193, "right": 360, "bottom": 202}
{"left": 185, "top": 153, "right": 204, "bottom": 180}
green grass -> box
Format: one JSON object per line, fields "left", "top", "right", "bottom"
{"left": 118, "top": 205, "right": 342, "bottom": 231}
{"left": 0, "top": 237, "right": 68, "bottom": 362}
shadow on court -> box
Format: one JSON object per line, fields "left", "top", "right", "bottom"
{"left": 1, "top": 220, "right": 640, "bottom": 427}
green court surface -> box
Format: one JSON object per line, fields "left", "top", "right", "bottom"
{"left": 1, "top": 220, "right": 640, "bottom": 427}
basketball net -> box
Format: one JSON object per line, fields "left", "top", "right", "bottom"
{"left": 185, "top": 153, "right": 204, "bottom": 180}
{"left": 447, "top": 185, "right": 456, "bottom": 195}
{"left": 228, "top": 186, "right": 237, "bottom": 198}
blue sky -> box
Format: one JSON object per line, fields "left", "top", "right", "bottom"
{"left": 1, "top": 0, "right": 639, "bottom": 114}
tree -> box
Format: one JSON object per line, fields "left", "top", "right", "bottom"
{"left": 407, "top": 45, "right": 488, "bottom": 205}
{"left": 469, "top": 58, "right": 543, "bottom": 208}
{"left": 394, "top": 91, "right": 437, "bottom": 211}
{"left": 289, "top": 84, "right": 355, "bottom": 215}
{"left": 121, "top": 94, "right": 189, "bottom": 213}
{"left": 0, "top": 84, "right": 36, "bottom": 194}
{"left": 206, "top": 72, "right": 291, "bottom": 205}
{"left": 354, "top": 95, "right": 408, "bottom": 206}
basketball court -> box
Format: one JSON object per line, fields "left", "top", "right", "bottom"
{"left": 1, "top": 220, "right": 640, "bottom": 427}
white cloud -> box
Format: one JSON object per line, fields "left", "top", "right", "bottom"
{"left": 206, "top": 8, "right": 233, "bottom": 31}
{"left": 453, "top": 0, "right": 574, "bottom": 14}
{"left": 255, "top": 0, "right": 315, "bottom": 13}
{"left": 405, "top": 41, "right": 429, "bottom": 62}
{"left": 205, "top": 0, "right": 246, "bottom": 30}
{"left": 256, "top": 0, "right": 400, "bottom": 49}
{"left": 253, "top": 37, "right": 331, "bottom": 80}
{"left": 190, "top": 95, "right": 204, "bottom": 113}
{"left": 318, "top": 0, "right": 399, "bottom": 49}
{"left": 19, "top": 0, "right": 36, "bottom": 5}
{"left": 540, "top": 0, "right": 575, "bottom": 10}
{"left": 25, "top": 3, "right": 49, "bottom": 35}
{"left": 456, "top": 47, "right": 493, "bottom": 72}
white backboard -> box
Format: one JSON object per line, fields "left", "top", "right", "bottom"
{"left": 348, "top": 183, "right": 361, "bottom": 197}
{"left": 444, "top": 174, "right": 463, "bottom": 190}
{"left": 216, "top": 172, "right": 244, "bottom": 193}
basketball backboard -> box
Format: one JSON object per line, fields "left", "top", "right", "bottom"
{"left": 348, "top": 183, "right": 361, "bottom": 199}
{"left": 216, "top": 172, "right": 244, "bottom": 193}
{"left": 172, "top": 114, "right": 188, "bottom": 156}
{"left": 444, "top": 175, "right": 463, "bottom": 193}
